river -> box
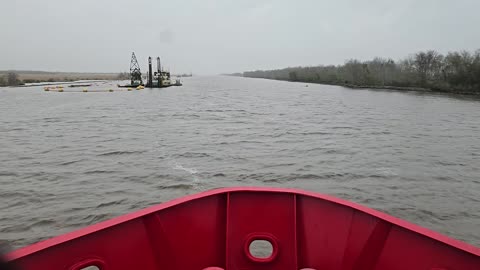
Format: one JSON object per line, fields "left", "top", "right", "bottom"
{"left": 0, "top": 76, "right": 479, "bottom": 249}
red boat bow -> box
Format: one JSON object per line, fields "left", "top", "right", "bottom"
{"left": 6, "top": 187, "right": 480, "bottom": 270}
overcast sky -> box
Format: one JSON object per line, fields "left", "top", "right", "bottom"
{"left": 2, "top": 0, "right": 479, "bottom": 74}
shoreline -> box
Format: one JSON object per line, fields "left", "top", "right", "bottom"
{"left": 0, "top": 71, "right": 124, "bottom": 87}
{"left": 14, "top": 80, "right": 113, "bottom": 88}
{"left": 242, "top": 76, "right": 480, "bottom": 96}
{"left": 342, "top": 84, "right": 480, "bottom": 96}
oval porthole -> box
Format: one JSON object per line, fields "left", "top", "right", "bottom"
{"left": 249, "top": 239, "right": 273, "bottom": 259}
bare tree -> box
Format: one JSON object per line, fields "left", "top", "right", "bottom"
{"left": 288, "top": 71, "right": 297, "bottom": 81}
{"left": 7, "top": 72, "right": 19, "bottom": 86}
{"left": 413, "top": 50, "right": 443, "bottom": 86}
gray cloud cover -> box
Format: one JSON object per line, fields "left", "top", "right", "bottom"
{"left": 2, "top": 0, "right": 479, "bottom": 74}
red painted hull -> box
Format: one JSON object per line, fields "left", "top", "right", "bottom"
{"left": 6, "top": 187, "right": 480, "bottom": 270}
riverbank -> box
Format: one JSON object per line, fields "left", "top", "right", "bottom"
{"left": 342, "top": 84, "right": 480, "bottom": 96}
{"left": 0, "top": 70, "right": 124, "bottom": 86}
{"left": 240, "top": 77, "right": 480, "bottom": 96}
{"left": 240, "top": 76, "right": 480, "bottom": 96}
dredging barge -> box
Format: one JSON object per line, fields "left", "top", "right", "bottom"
{"left": 118, "top": 52, "right": 182, "bottom": 88}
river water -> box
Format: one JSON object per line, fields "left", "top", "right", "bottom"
{"left": 1, "top": 76, "right": 479, "bottom": 249}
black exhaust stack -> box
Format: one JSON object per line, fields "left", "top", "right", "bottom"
{"left": 157, "top": 57, "right": 162, "bottom": 87}
{"left": 148, "top": 57, "right": 153, "bottom": 87}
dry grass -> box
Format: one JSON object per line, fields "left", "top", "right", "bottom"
{"left": 0, "top": 71, "right": 119, "bottom": 82}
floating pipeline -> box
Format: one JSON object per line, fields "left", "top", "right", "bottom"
{"left": 43, "top": 86, "right": 64, "bottom": 91}
{"left": 44, "top": 84, "right": 146, "bottom": 92}
{"left": 44, "top": 87, "right": 141, "bottom": 93}
{"left": 68, "top": 84, "right": 92, "bottom": 88}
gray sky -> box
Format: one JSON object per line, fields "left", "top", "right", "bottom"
{"left": 2, "top": 0, "right": 480, "bottom": 74}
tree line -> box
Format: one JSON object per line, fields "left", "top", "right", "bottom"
{"left": 243, "top": 49, "right": 480, "bottom": 94}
